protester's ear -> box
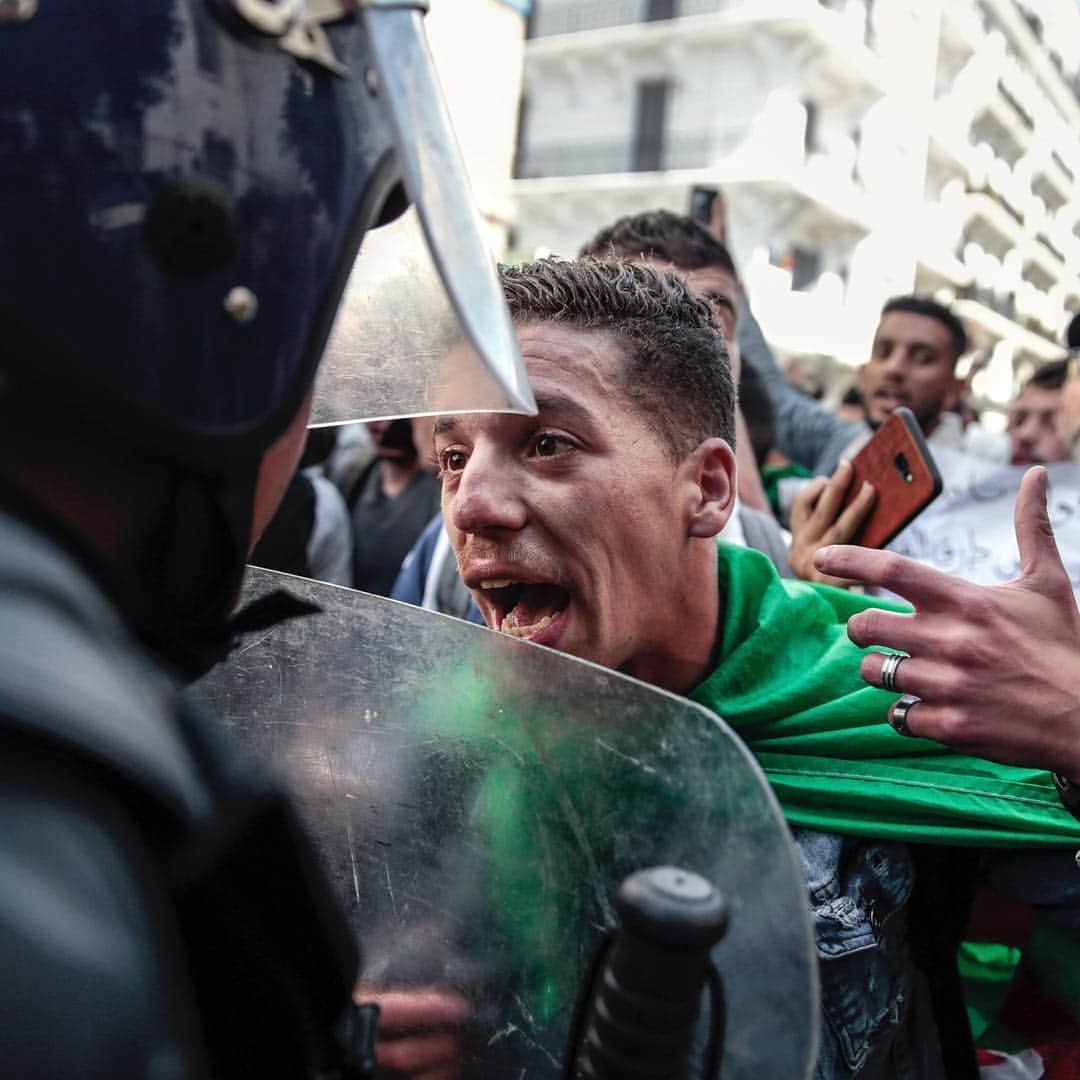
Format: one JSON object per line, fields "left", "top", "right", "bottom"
{"left": 856, "top": 361, "right": 871, "bottom": 394}
{"left": 685, "top": 437, "right": 736, "bottom": 539}
{"left": 943, "top": 372, "right": 963, "bottom": 413}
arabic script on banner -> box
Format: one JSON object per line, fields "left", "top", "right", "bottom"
{"left": 890, "top": 449, "right": 1080, "bottom": 600}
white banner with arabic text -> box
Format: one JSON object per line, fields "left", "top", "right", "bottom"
{"left": 889, "top": 448, "right": 1080, "bottom": 601}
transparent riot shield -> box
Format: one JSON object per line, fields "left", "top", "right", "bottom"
{"left": 311, "top": 207, "right": 533, "bottom": 427}
{"left": 190, "top": 569, "right": 818, "bottom": 1078}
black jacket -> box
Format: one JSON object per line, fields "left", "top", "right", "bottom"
{"left": 0, "top": 502, "right": 360, "bottom": 1077}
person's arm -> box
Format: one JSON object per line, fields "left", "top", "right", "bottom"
{"left": 813, "top": 466, "right": 1080, "bottom": 779}
{"left": 737, "top": 295, "right": 864, "bottom": 474}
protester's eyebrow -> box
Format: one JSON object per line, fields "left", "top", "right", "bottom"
{"left": 431, "top": 394, "right": 595, "bottom": 439}
{"left": 532, "top": 393, "right": 596, "bottom": 429}
{"left": 432, "top": 416, "right": 462, "bottom": 438}
{"left": 702, "top": 291, "right": 736, "bottom": 312}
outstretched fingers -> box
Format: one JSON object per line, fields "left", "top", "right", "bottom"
{"left": 1014, "top": 466, "right": 1072, "bottom": 598}
{"left": 362, "top": 990, "right": 471, "bottom": 1033}
{"left": 360, "top": 989, "right": 471, "bottom": 1080}
{"left": 813, "top": 545, "right": 965, "bottom": 611}
{"left": 885, "top": 694, "right": 932, "bottom": 740}
{"left": 861, "top": 651, "right": 964, "bottom": 703}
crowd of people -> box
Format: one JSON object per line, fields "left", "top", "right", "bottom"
{"left": 248, "top": 209, "right": 1080, "bottom": 1077}
{"left": 5, "top": 4, "right": 1080, "bottom": 1079}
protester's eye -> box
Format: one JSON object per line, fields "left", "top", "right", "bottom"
{"left": 530, "top": 433, "right": 573, "bottom": 459}
{"left": 438, "top": 447, "right": 468, "bottom": 475}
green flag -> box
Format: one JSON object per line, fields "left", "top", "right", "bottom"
{"left": 690, "top": 542, "right": 1080, "bottom": 848}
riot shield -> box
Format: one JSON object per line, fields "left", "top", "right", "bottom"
{"left": 190, "top": 569, "right": 818, "bottom": 1078}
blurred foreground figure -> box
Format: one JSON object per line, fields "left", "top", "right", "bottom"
{"left": 0, "top": 2, "right": 530, "bottom": 1076}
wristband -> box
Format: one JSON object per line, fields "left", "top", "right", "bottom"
{"left": 1051, "top": 772, "right": 1080, "bottom": 823}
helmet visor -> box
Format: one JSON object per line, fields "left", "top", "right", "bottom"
{"left": 310, "top": 6, "right": 534, "bottom": 426}
{"left": 311, "top": 206, "right": 525, "bottom": 426}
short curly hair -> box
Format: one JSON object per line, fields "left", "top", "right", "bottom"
{"left": 579, "top": 210, "right": 737, "bottom": 276}
{"left": 499, "top": 257, "right": 736, "bottom": 458}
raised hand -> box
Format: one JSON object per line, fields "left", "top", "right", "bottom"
{"left": 814, "top": 467, "right": 1080, "bottom": 777}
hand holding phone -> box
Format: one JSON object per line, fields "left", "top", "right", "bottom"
{"left": 842, "top": 407, "right": 942, "bottom": 549}
{"left": 788, "top": 407, "right": 941, "bottom": 586}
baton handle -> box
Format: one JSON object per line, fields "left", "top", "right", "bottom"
{"left": 571, "top": 867, "right": 728, "bottom": 1080}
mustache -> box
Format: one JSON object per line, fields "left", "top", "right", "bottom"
{"left": 456, "top": 538, "right": 567, "bottom": 585}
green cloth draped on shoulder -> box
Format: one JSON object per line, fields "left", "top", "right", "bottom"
{"left": 688, "top": 541, "right": 1080, "bottom": 848}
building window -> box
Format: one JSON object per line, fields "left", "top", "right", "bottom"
{"left": 512, "top": 95, "right": 531, "bottom": 179}
{"left": 1053, "top": 151, "right": 1074, "bottom": 184}
{"left": 632, "top": 79, "right": 669, "bottom": 172}
{"left": 803, "top": 99, "right": 819, "bottom": 154}
{"left": 791, "top": 247, "right": 822, "bottom": 291}
{"left": 646, "top": 0, "right": 677, "bottom": 21}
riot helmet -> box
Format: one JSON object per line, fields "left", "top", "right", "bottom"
{"left": 0, "top": 0, "right": 534, "bottom": 659}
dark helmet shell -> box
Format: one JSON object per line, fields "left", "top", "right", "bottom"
{"left": 0, "top": 0, "right": 403, "bottom": 472}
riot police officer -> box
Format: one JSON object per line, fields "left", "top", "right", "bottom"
{"left": 0, "top": 1, "right": 531, "bottom": 1075}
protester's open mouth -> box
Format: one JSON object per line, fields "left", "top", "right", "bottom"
{"left": 477, "top": 578, "right": 571, "bottom": 640}
{"left": 873, "top": 389, "right": 907, "bottom": 410}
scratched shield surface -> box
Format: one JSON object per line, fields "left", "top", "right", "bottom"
{"left": 190, "top": 568, "right": 818, "bottom": 1078}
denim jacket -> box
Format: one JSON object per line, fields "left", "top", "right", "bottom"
{"left": 796, "top": 828, "right": 1080, "bottom": 1079}
{"left": 796, "top": 829, "right": 948, "bottom": 1080}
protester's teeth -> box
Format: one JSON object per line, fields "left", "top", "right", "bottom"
{"left": 481, "top": 578, "right": 514, "bottom": 589}
{"left": 500, "top": 613, "right": 555, "bottom": 638}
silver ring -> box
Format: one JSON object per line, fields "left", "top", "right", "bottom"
{"left": 890, "top": 694, "right": 920, "bottom": 737}
{"left": 880, "top": 653, "right": 907, "bottom": 693}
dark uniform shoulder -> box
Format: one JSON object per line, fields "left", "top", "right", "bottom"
{"left": 0, "top": 509, "right": 358, "bottom": 1078}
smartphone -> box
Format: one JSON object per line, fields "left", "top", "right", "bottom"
{"left": 688, "top": 185, "right": 720, "bottom": 225}
{"left": 842, "top": 407, "right": 943, "bottom": 549}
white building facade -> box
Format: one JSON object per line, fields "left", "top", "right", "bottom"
{"left": 426, "top": 0, "right": 532, "bottom": 255}
{"left": 511, "top": 0, "right": 1080, "bottom": 409}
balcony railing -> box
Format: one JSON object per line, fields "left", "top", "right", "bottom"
{"left": 530, "top": 0, "right": 747, "bottom": 38}
{"left": 956, "top": 282, "right": 1017, "bottom": 322}
{"left": 528, "top": 0, "right": 877, "bottom": 52}
{"left": 516, "top": 130, "right": 743, "bottom": 178}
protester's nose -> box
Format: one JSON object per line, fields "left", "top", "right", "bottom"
{"left": 1015, "top": 416, "right": 1037, "bottom": 444}
{"left": 880, "top": 346, "right": 907, "bottom": 379}
{"left": 1010, "top": 411, "right": 1039, "bottom": 446}
{"left": 449, "top": 448, "right": 528, "bottom": 536}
